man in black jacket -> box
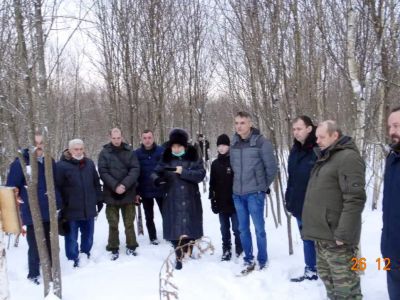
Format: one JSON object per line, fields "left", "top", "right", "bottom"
{"left": 56, "top": 139, "right": 102, "bottom": 267}
{"left": 98, "top": 128, "right": 140, "bottom": 260}
{"left": 209, "top": 134, "right": 242, "bottom": 261}
{"left": 285, "top": 116, "right": 318, "bottom": 282}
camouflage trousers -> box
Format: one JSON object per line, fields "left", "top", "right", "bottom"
{"left": 316, "top": 241, "right": 362, "bottom": 300}
{"left": 105, "top": 203, "right": 138, "bottom": 251}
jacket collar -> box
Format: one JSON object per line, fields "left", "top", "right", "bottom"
{"left": 232, "top": 127, "right": 261, "bottom": 147}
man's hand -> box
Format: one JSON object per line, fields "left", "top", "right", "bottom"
{"left": 336, "top": 240, "right": 344, "bottom": 246}
{"left": 115, "top": 184, "right": 126, "bottom": 194}
{"left": 135, "top": 195, "right": 142, "bottom": 206}
{"left": 175, "top": 166, "right": 183, "bottom": 174}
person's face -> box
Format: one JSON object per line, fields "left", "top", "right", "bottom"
{"left": 217, "top": 144, "right": 230, "bottom": 155}
{"left": 69, "top": 143, "right": 84, "bottom": 159}
{"left": 388, "top": 111, "right": 400, "bottom": 146}
{"left": 171, "top": 144, "right": 185, "bottom": 154}
{"left": 141, "top": 132, "right": 154, "bottom": 149}
{"left": 292, "top": 120, "right": 312, "bottom": 144}
{"left": 34, "top": 135, "right": 44, "bottom": 157}
{"left": 234, "top": 116, "right": 252, "bottom": 138}
{"left": 110, "top": 130, "right": 123, "bottom": 147}
{"left": 316, "top": 125, "right": 339, "bottom": 150}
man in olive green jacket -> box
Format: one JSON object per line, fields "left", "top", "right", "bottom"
{"left": 302, "top": 120, "right": 366, "bottom": 300}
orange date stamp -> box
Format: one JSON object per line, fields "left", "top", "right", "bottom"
{"left": 351, "top": 257, "right": 391, "bottom": 271}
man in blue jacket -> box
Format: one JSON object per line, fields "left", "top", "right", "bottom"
{"left": 230, "top": 111, "right": 278, "bottom": 274}
{"left": 135, "top": 129, "right": 164, "bottom": 245}
{"left": 6, "top": 134, "right": 60, "bottom": 284}
{"left": 56, "top": 139, "right": 102, "bottom": 267}
{"left": 382, "top": 106, "right": 400, "bottom": 300}
{"left": 285, "top": 116, "right": 318, "bottom": 282}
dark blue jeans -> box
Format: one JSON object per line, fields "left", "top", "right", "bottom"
{"left": 296, "top": 217, "right": 316, "bottom": 270}
{"left": 142, "top": 197, "right": 163, "bottom": 241}
{"left": 64, "top": 218, "right": 94, "bottom": 261}
{"left": 219, "top": 212, "right": 241, "bottom": 253}
{"left": 387, "top": 260, "right": 400, "bottom": 300}
{"left": 233, "top": 192, "right": 267, "bottom": 265}
{"left": 26, "top": 222, "right": 51, "bottom": 278}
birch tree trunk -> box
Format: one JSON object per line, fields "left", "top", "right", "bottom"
{"left": 0, "top": 215, "right": 10, "bottom": 300}
{"left": 347, "top": 2, "right": 366, "bottom": 156}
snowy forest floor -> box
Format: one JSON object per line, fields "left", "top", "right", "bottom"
{"left": 6, "top": 186, "right": 388, "bottom": 300}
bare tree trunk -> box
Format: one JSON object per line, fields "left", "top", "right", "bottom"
{"left": 0, "top": 215, "right": 10, "bottom": 300}
{"left": 347, "top": 2, "right": 366, "bottom": 156}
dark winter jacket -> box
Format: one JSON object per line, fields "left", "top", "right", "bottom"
{"left": 381, "top": 148, "right": 400, "bottom": 264}
{"left": 285, "top": 129, "right": 318, "bottom": 218}
{"left": 209, "top": 153, "right": 236, "bottom": 214}
{"left": 230, "top": 128, "right": 278, "bottom": 195}
{"left": 152, "top": 145, "right": 206, "bottom": 241}
{"left": 302, "top": 136, "right": 366, "bottom": 246}
{"left": 98, "top": 142, "right": 140, "bottom": 205}
{"left": 6, "top": 149, "right": 61, "bottom": 226}
{"left": 135, "top": 143, "right": 164, "bottom": 199}
{"left": 56, "top": 150, "right": 102, "bottom": 221}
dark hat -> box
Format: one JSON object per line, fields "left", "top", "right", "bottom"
{"left": 168, "top": 128, "right": 189, "bottom": 147}
{"left": 217, "top": 134, "right": 230, "bottom": 146}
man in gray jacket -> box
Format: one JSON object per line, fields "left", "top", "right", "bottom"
{"left": 230, "top": 111, "right": 277, "bottom": 274}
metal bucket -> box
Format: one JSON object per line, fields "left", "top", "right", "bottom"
{"left": 0, "top": 186, "right": 21, "bottom": 234}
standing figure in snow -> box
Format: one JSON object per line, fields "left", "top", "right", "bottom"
{"left": 302, "top": 120, "right": 366, "bottom": 300}
{"left": 381, "top": 106, "right": 400, "bottom": 300}
{"left": 135, "top": 129, "right": 165, "bottom": 245}
{"left": 98, "top": 128, "right": 140, "bottom": 260}
{"left": 6, "top": 134, "right": 61, "bottom": 284}
{"left": 209, "top": 133, "right": 242, "bottom": 261}
{"left": 194, "top": 133, "right": 210, "bottom": 163}
{"left": 152, "top": 128, "right": 206, "bottom": 270}
{"left": 285, "top": 116, "right": 318, "bottom": 282}
{"left": 230, "top": 111, "right": 278, "bottom": 274}
{"left": 56, "top": 139, "right": 102, "bottom": 267}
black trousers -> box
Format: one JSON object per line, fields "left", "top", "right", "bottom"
{"left": 26, "top": 221, "right": 51, "bottom": 278}
{"left": 142, "top": 197, "right": 163, "bottom": 241}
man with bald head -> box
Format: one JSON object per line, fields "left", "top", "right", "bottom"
{"left": 98, "top": 128, "right": 140, "bottom": 260}
{"left": 302, "top": 120, "right": 366, "bottom": 300}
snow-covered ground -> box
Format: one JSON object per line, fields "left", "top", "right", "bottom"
{"left": 6, "top": 186, "right": 388, "bottom": 300}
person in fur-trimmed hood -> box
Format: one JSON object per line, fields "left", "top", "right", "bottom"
{"left": 151, "top": 128, "right": 206, "bottom": 270}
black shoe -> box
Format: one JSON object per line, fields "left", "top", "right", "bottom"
{"left": 150, "top": 239, "right": 159, "bottom": 245}
{"left": 221, "top": 250, "right": 232, "bottom": 261}
{"left": 290, "top": 267, "right": 318, "bottom": 282}
{"left": 73, "top": 258, "right": 79, "bottom": 268}
{"left": 175, "top": 260, "right": 183, "bottom": 270}
{"left": 240, "top": 261, "right": 256, "bottom": 275}
{"left": 236, "top": 249, "right": 243, "bottom": 258}
{"left": 111, "top": 250, "right": 119, "bottom": 261}
{"left": 126, "top": 248, "right": 137, "bottom": 256}
{"left": 28, "top": 276, "right": 40, "bottom": 285}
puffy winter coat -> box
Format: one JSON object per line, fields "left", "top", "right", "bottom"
{"left": 152, "top": 145, "right": 206, "bottom": 241}
{"left": 56, "top": 150, "right": 102, "bottom": 221}
{"left": 302, "top": 136, "right": 366, "bottom": 246}
{"left": 135, "top": 143, "right": 164, "bottom": 198}
{"left": 381, "top": 149, "right": 400, "bottom": 264}
{"left": 6, "top": 149, "right": 61, "bottom": 225}
{"left": 285, "top": 129, "right": 317, "bottom": 218}
{"left": 98, "top": 143, "right": 140, "bottom": 205}
{"left": 230, "top": 128, "right": 277, "bottom": 195}
{"left": 209, "top": 153, "right": 236, "bottom": 214}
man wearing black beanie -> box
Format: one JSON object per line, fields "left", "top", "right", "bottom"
{"left": 209, "top": 134, "right": 242, "bottom": 261}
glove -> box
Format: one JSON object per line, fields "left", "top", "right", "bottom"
{"left": 97, "top": 202, "right": 104, "bottom": 214}
{"left": 210, "top": 198, "right": 219, "bottom": 214}
{"left": 134, "top": 195, "right": 142, "bottom": 206}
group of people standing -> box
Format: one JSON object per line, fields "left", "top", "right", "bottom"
{"left": 5, "top": 107, "right": 399, "bottom": 300}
